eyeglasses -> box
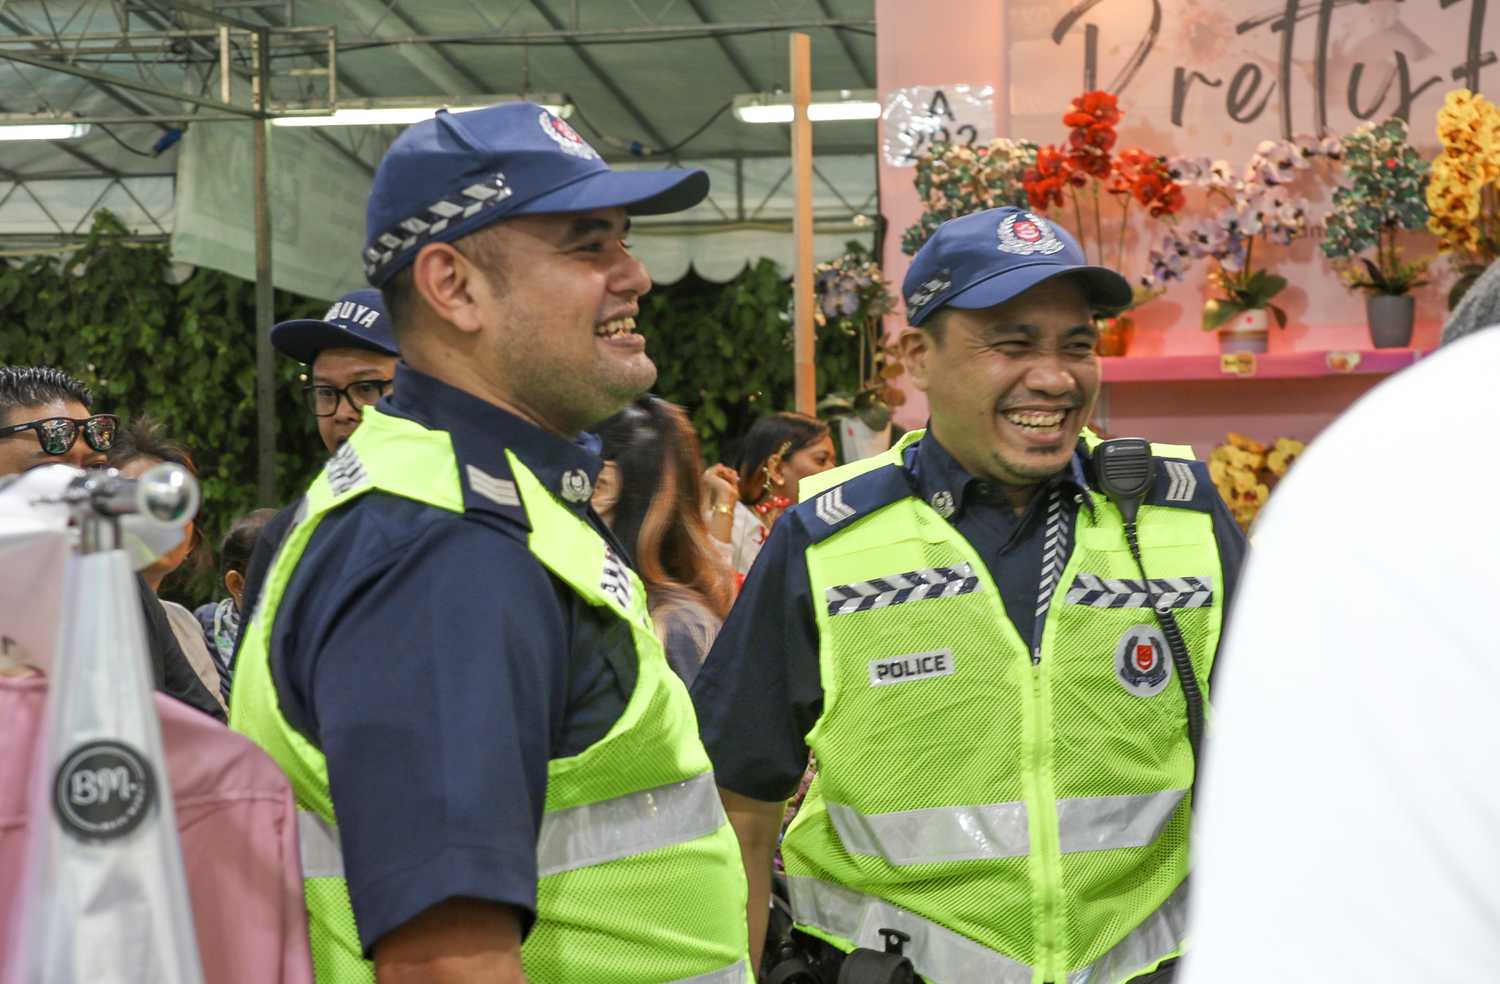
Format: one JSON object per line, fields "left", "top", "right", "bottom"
{"left": 301, "top": 379, "right": 392, "bottom": 418}
{"left": 0, "top": 413, "right": 118, "bottom": 456}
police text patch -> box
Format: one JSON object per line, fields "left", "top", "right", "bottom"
{"left": 869, "top": 649, "right": 956, "bottom": 687}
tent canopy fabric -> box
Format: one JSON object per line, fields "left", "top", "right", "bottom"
{"left": 0, "top": 0, "right": 878, "bottom": 292}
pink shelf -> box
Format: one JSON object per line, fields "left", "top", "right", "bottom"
{"left": 1100, "top": 348, "right": 1428, "bottom": 384}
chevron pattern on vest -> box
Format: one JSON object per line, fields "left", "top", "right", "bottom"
{"left": 325, "top": 442, "right": 369, "bottom": 496}
{"left": 1032, "top": 487, "right": 1068, "bottom": 648}
{"left": 824, "top": 563, "right": 979, "bottom": 617}
{"left": 600, "top": 547, "right": 635, "bottom": 611}
{"left": 1065, "top": 573, "right": 1214, "bottom": 610}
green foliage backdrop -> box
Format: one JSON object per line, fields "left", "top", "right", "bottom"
{"left": 0, "top": 213, "right": 324, "bottom": 604}
{"left": 644, "top": 259, "right": 861, "bottom": 464}
{"left": 0, "top": 215, "right": 869, "bottom": 601}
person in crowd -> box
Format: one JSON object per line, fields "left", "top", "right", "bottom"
{"left": 713, "top": 411, "right": 835, "bottom": 581}
{"left": 234, "top": 289, "right": 400, "bottom": 640}
{"left": 0, "top": 366, "right": 223, "bottom": 721}
{"left": 229, "top": 103, "right": 749, "bottom": 983}
{"left": 109, "top": 416, "right": 225, "bottom": 715}
{"left": 691, "top": 207, "right": 1247, "bottom": 982}
{"left": 592, "top": 396, "right": 733, "bottom": 687}
{"left": 194, "top": 507, "right": 277, "bottom": 703}
{"left": 1181, "top": 286, "right": 1500, "bottom": 984}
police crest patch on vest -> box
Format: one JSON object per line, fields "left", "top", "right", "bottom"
{"left": 869, "top": 649, "right": 956, "bottom": 687}
{"left": 1114, "top": 625, "right": 1172, "bottom": 697}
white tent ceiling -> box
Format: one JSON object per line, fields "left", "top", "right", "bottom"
{"left": 0, "top": 0, "right": 878, "bottom": 292}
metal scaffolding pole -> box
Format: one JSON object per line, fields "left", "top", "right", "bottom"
{"left": 253, "top": 27, "right": 277, "bottom": 504}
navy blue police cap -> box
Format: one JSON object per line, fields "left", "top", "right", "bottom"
{"left": 902, "top": 207, "right": 1133, "bottom": 327}
{"left": 363, "top": 102, "right": 709, "bottom": 286}
{"left": 271, "top": 288, "right": 398, "bottom": 363}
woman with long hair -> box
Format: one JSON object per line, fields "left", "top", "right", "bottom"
{"left": 719, "top": 411, "right": 836, "bottom": 580}
{"left": 592, "top": 397, "right": 734, "bottom": 686}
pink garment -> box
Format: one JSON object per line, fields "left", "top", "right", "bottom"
{"left": 0, "top": 675, "right": 313, "bottom": 984}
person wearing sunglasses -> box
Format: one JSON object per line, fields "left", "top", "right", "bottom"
{"left": 0, "top": 365, "right": 225, "bottom": 722}
{"left": 0, "top": 367, "right": 114, "bottom": 475}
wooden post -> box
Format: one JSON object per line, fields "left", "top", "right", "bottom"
{"left": 253, "top": 28, "right": 276, "bottom": 504}
{"left": 789, "top": 31, "right": 816, "bottom": 416}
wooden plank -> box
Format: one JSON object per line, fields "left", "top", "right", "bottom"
{"left": 790, "top": 31, "right": 816, "bottom": 415}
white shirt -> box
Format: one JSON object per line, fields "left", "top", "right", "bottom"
{"left": 161, "top": 598, "right": 226, "bottom": 714}
{"left": 729, "top": 500, "right": 770, "bottom": 579}
{"left": 1182, "top": 331, "right": 1500, "bottom": 983}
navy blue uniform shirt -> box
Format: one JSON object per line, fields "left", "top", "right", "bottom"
{"left": 268, "top": 364, "right": 636, "bottom": 954}
{"left": 690, "top": 431, "right": 1247, "bottom": 803}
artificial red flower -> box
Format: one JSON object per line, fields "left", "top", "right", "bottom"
{"left": 1023, "top": 145, "right": 1077, "bottom": 210}
{"left": 1062, "top": 90, "right": 1122, "bottom": 130}
{"left": 1061, "top": 90, "right": 1121, "bottom": 180}
{"left": 1109, "top": 148, "right": 1186, "bottom": 218}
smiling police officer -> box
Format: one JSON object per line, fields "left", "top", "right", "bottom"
{"left": 692, "top": 207, "right": 1246, "bottom": 984}
{"left": 230, "top": 103, "right": 749, "bottom": 984}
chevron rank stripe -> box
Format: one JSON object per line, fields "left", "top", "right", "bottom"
{"left": 465, "top": 464, "right": 520, "bottom": 508}
{"left": 363, "top": 172, "right": 514, "bottom": 279}
{"left": 813, "top": 487, "right": 856, "bottom": 526}
{"left": 825, "top": 563, "right": 980, "bottom": 617}
{"left": 325, "top": 442, "right": 369, "bottom": 496}
{"left": 1163, "top": 460, "right": 1197, "bottom": 503}
{"left": 1065, "top": 573, "right": 1215, "bottom": 610}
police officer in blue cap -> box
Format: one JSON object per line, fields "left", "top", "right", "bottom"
{"left": 230, "top": 104, "right": 750, "bottom": 984}
{"left": 692, "top": 207, "right": 1246, "bottom": 983}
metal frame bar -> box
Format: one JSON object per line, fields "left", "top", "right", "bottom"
{"left": 341, "top": 0, "right": 489, "bottom": 92}
{"left": 324, "top": 16, "right": 874, "bottom": 45}
{"left": 524, "top": 0, "right": 674, "bottom": 155}
{"left": 812, "top": 0, "right": 874, "bottom": 88}
{"left": 0, "top": 46, "right": 259, "bottom": 115}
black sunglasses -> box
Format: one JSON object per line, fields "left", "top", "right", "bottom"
{"left": 301, "top": 379, "right": 393, "bottom": 418}
{"left": 0, "top": 413, "right": 119, "bottom": 456}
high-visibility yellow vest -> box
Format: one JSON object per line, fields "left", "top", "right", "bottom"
{"left": 230, "top": 407, "right": 750, "bottom": 983}
{"left": 784, "top": 430, "right": 1222, "bottom": 984}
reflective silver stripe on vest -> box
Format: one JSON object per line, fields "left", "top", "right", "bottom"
{"left": 1056, "top": 790, "right": 1186, "bottom": 855}
{"left": 297, "top": 772, "right": 725, "bottom": 882}
{"left": 298, "top": 810, "right": 344, "bottom": 879}
{"left": 787, "top": 875, "right": 1034, "bottom": 984}
{"left": 827, "top": 790, "right": 1184, "bottom": 866}
{"left": 790, "top": 875, "right": 1188, "bottom": 984}
{"left": 827, "top": 800, "right": 1029, "bottom": 865}
{"left": 1068, "top": 880, "right": 1189, "bottom": 983}
{"left": 536, "top": 772, "right": 725, "bottom": 877}
{"left": 668, "top": 960, "right": 747, "bottom": 983}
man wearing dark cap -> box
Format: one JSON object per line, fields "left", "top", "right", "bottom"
{"left": 272, "top": 287, "right": 400, "bottom": 454}
{"left": 230, "top": 104, "right": 749, "bottom": 984}
{"left": 231, "top": 288, "right": 400, "bottom": 642}
{"left": 692, "top": 208, "right": 1245, "bottom": 983}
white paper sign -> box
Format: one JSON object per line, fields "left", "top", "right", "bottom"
{"left": 882, "top": 84, "right": 997, "bottom": 167}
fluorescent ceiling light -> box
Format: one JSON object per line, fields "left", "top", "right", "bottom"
{"left": 733, "top": 90, "right": 880, "bottom": 125}
{"left": 0, "top": 123, "right": 91, "bottom": 141}
{"left": 273, "top": 96, "right": 571, "bottom": 128}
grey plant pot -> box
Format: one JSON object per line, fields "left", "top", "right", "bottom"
{"left": 1367, "top": 294, "right": 1415, "bottom": 349}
